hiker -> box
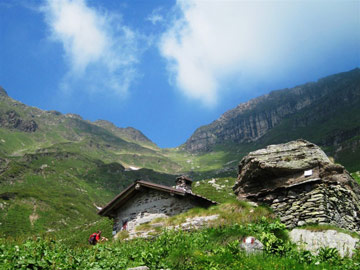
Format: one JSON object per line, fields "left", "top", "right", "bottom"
{"left": 88, "top": 230, "right": 102, "bottom": 245}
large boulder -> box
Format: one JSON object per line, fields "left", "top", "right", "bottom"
{"left": 233, "top": 140, "right": 360, "bottom": 232}
{"left": 289, "top": 229, "right": 359, "bottom": 257}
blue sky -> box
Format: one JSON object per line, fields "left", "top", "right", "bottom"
{"left": 0, "top": 0, "right": 359, "bottom": 148}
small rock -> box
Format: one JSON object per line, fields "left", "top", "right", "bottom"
{"left": 297, "top": 220, "right": 306, "bottom": 226}
{"left": 247, "top": 201, "right": 258, "bottom": 207}
{"left": 280, "top": 215, "right": 294, "bottom": 222}
{"left": 127, "top": 267, "right": 149, "bottom": 270}
{"left": 240, "top": 236, "right": 264, "bottom": 253}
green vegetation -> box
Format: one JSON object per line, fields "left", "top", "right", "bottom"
{"left": 0, "top": 94, "right": 183, "bottom": 241}
{"left": 0, "top": 154, "right": 112, "bottom": 240}
{"left": 163, "top": 143, "right": 253, "bottom": 177}
{"left": 0, "top": 150, "right": 176, "bottom": 240}
{"left": 1, "top": 217, "right": 360, "bottom": 269}
{"left": 192, "top": 177, "right": 237, "bottom": 203}
{"left": 352, "top": 171, "right": 360, "bottom": 185}
{"left": 0, "top": 95, "right": 184, "bottom": 174}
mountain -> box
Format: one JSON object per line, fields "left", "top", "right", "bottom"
{"left": 183, "top": 68, "right": 360, "bottom": 172}
{"left": 1, "top": 68, "right": 360, "bottom": 240}
{"left": 0, "top": 88, "right": 181, "bottom": 239}
{"left": 0, "top": 88, "right": 181, "bottom": 173}
{"left": 93, "top": 120, "right": 155, "bottom": 147}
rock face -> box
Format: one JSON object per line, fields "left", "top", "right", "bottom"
{"left": 184, "top": 68, "right": 360, "bottom": 152}
{"left": 0, "top": 110, "right": 38, "bottom": 132}
{"left": 233, "top": 140, "right": 360, "bottom": 232}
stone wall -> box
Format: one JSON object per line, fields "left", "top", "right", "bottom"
{"left": 113, "top": 189, "right": 202, "bottom": 235}
{"left": 259, "top": 181, "right": 360, "bottom": 232}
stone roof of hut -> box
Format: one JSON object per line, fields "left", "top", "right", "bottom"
{"left": 98, "top": 180, "right": 217, "bottom": 218}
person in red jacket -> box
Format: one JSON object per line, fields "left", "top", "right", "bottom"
{"left": 88, "top": 230, "right": 102, "bottom": 245}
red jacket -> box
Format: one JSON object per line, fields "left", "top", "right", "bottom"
{"left": 90, "top": 233, "right": 100, "bottom": 241}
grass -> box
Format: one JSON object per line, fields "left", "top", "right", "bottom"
{"left": 0, "top": 150, "right": 176, "bottom": 241}
{"left": 0, "top": 96, "right": 186, "bottom": 174}
{"left": 192, "top": 177, "right": 238, "bottom": 203}
{"left": 163, "top": 144, "right": 246, "bottom": 174}
{"left": 352, "top": 171, "right": 360, "bottom": 185}
{"left": 2, "top": 218, "right": 359, "bottom": 270}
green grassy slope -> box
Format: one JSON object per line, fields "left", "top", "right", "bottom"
{"left": 0, "top": 151, "right": 176, "bottom": 240}
{"left": 192, "top": 177, "right": 237, "bottom": 203}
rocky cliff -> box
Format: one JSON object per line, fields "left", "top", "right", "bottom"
{"left": 233, "top": 140, "right": 360, "bottom": 232}
{"left": 184, "top": 68, "right": 360, "bottom": 152}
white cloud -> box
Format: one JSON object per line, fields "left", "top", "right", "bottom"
{"left": 160, "top": 0, "right": 359, "bottom": 106}
{"left": 42, "top": 0, "right": 141, "bottom": 95}
{"left": 147, "top": 13, "right": 164, "bottom": 25}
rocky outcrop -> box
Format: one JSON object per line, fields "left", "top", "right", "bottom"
{"left": 0, "top": 110, "right": 38, "bottom": 132}
{"left": 289, "top": 229, "right": 359, "bottom": 257}
{"left": 65, "top": 113, "right": 83, "bottom": 120}
{"left": 233, "top": 140, "right": 360, "bottom": 232}
{"left": 184, "top": 68, "right": 360, "bottom": 152}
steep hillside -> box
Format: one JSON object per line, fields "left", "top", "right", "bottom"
{"left": 0, "top": 87, "right": 179, "bottom": 239}
{"left": 0, "top": 148, "right": 177, "bottom": 239}
{"left": 183, "top": 68, "right": 360, "bottom": 172}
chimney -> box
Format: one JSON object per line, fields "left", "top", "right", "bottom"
{"left": 175, "top": 176, "right": 193, "bottom": 193}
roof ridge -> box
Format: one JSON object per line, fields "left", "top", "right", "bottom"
{"left": 98, "top": 179, "right": 217, "bottom": 217}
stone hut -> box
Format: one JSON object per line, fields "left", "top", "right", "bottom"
{"left": 233, "top": 140, "right": 360, "bottom": 232}
{"left": 98, "top": 176, "right": 216, "bottom": 236}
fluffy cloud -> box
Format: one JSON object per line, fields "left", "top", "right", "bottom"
{"left": 160, "top": 0, "right": 358, "bottom": 106}
{"left": 43, "top": 0, "right": 140, "bottom": 95}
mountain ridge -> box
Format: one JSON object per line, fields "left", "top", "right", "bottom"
{"left": 183, "top": 68, "right": 360, "bottom": 156}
